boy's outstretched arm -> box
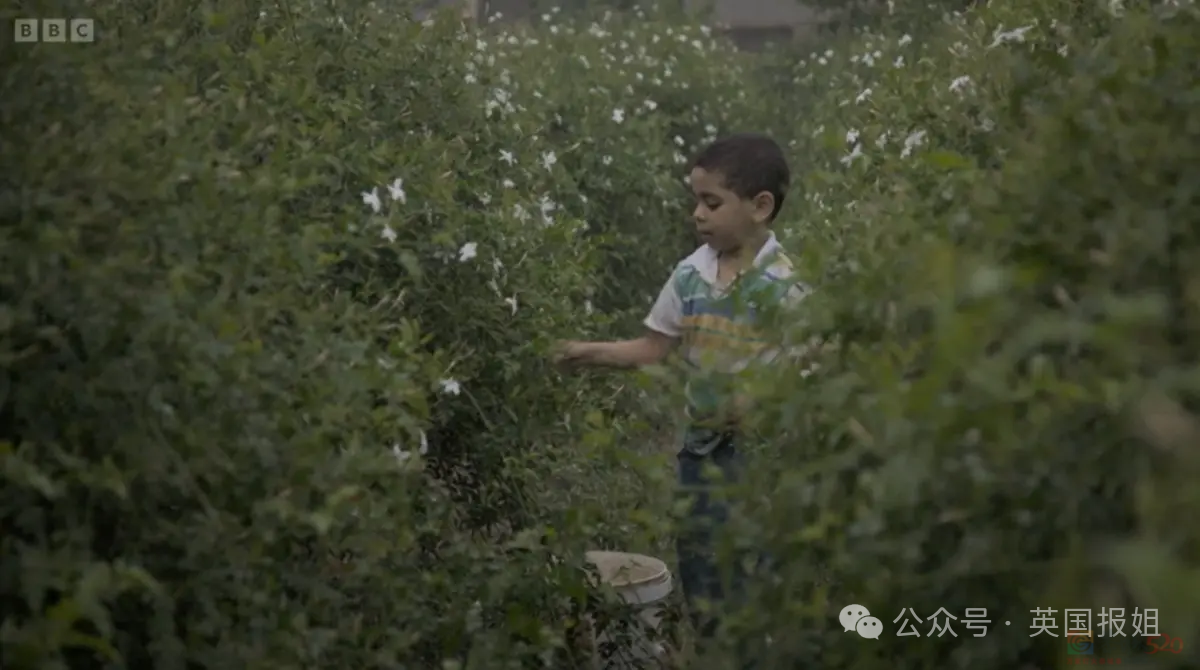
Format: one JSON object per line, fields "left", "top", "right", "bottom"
{"left": 555, "top": 264, "right": 683, "bottom": 370}
{"left": 553, "top": 330, "right": 677, "bottom": 369}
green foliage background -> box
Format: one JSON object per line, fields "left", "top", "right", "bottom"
{"left": 2, "top": 0, "right": 1198, "bottom": 668}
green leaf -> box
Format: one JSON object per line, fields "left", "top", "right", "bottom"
{"left": 925, "top": 149, "right": 973, "bottom": 170}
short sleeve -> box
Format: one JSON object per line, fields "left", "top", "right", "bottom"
{"left": 643, "top": 267, "right": 684, "bottom": 337}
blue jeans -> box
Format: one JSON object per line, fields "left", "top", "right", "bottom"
{"left": 676, "top": 430, "right": 745, "bottom": 643}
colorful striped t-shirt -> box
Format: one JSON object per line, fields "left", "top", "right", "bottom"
{"left": 644, "top": 233, "right": 810, "bottom": 454}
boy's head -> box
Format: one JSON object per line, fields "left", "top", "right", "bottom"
{"left": 687, "top": 133, "right": 790, "bottom": 253}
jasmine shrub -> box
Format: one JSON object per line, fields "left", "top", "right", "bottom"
{"left": 733, "top": 1, "right": 1200, "bottom": 668}
{"left": 0, "top": 1, "right": 773, "bottom": 667}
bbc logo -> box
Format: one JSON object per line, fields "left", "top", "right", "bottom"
{"left": 13, "top": 18, "right": 95, "bottom": 43}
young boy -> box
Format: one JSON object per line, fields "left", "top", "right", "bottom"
{"left": 553, "top": 133, "right": 809, "bottom": 650}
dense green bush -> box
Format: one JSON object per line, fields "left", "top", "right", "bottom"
{"left": 3, "top": 0, "right": 1199, "bottom": 668}
{"left": 729, "top": 0, "right": 1200, "bottom": 668}
{"left": 0, "top": 1, "right": 772, "bottom": 667}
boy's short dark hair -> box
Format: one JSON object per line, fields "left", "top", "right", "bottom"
{"left": 691, "top": 133, "right": 791, "bottom": 221}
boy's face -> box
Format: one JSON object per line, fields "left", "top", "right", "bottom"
{"left": 688, "top": 167, "right": 774, "bottom": 253}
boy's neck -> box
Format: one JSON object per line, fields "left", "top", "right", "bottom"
{"left": 718, "top": 228, "right": 772, "bottom": 269}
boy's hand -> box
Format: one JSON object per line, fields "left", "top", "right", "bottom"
{"left": 725, "top": 392, "right": 752, "bottom": 430}
{"left": 550, "top": 335, "right": 672, "bottom": 370}
{"left": 551, "top": 340, "right": 588, "bottom": 368}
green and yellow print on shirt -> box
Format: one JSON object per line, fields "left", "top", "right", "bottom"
{"left": 643, "top": 233, "right": 810, "bottom": 448}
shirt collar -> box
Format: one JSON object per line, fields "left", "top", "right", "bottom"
{"left": 696, "top": 232, "right": 782, "bottom": 284}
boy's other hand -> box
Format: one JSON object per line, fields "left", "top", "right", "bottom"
{"left": 723, "top": 392, "right": 752, "bottom": 430}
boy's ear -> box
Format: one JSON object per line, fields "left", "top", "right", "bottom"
{"left": 750, "top": 191, "right": 776, "bottom": 224}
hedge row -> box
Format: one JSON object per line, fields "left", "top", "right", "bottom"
{"left": 0, "top": 1, "right": 771, "bottom": 667}
{"left": 733, "top": 0, "right": 1200, "bottom": 668}
{"left": 2, "top": 0, "right": 1199, "bottom": 668}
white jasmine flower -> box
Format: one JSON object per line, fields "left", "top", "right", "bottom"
{"left": 387, "top": 178, "right": 406, "bottom": 203}
{"left": 362, "top": 188, "right": 381, "bottom": 213}
{"left": 458, "top": 242, "right": 478, "bottom": 262}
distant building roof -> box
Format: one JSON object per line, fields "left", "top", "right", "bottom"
{"left": 687, "top": 0, "right": 819, "bottom": 29}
